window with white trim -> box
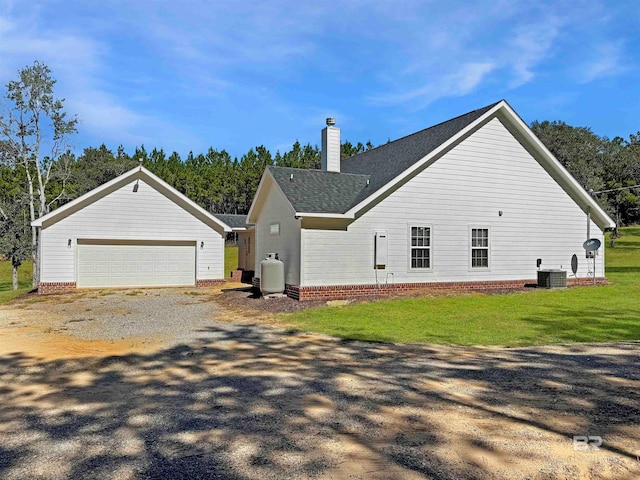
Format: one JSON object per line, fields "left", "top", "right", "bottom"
{"left": 410, "top": 226, "right": 431, "bottom": 269}
{"left": 471, "top": 228, "right": 489, "bottom": 268}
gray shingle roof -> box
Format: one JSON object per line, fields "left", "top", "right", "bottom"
{"left": 270, "top": 101, "right": 501, "bottom": 214}
{"left": 212, "top": 213, "right": 250, "bottom": 229}
{"left": 268, "top": 166, "right": 370, "bottom": 213}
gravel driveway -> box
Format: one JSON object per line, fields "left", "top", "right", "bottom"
{"left": 0, "top": 288, "right": 639, "bottom": 479}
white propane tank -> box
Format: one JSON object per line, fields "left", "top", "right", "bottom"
{"left": 260, "top": 253, "right": 285, "bottom": 295}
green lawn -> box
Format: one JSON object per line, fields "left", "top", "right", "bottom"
{"left": 0, "top": 261, "right": 33, "bottom": 304}
{"left": 2, "top": 233, "right": 639, "bottom": 346}
{"left": 225, "top": 245, "right": 238, "bottom": 277}
{"left": 282, "top": 227, "right": 640, "bottom": 346}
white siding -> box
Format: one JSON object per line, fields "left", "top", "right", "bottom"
{"left": 254, "top": 185, "right": 301, "bottom": 285}
{"left": 40, "top": 179, "right": 224, "bottom": 283}
{"left": 301, "top": 117, "right": 605, "bottom": 286}
{"left": 321, "top": 126, "right": 341, "bottom": 173}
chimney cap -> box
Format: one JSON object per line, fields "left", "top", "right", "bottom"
{"left": 326, "top": 117, "right": 336, "bottom": 127}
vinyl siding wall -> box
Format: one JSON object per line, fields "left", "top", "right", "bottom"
{"left": 254, "top": 185, "right": 301, "bottom": 285}
{"left": 301, "top": 117, "right": 605, "bottom": 286}
{"left": 40, "top": 179, "right": 224, "bottom": 283}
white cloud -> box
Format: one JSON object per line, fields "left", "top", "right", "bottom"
{"left": 130, "top": 1, "right": 322, "bottom": 71}
{"left": 580, "top": 41, "right": 627, "bottom": 82}
{"left": 453, "top": 62, "right": 498, "bottom": 95}
{"left": 65, "top": 93, "right": 147, "bottom": 146}
{"left": 362, "top": 1, "right": 627, "bottom": 108}
{"left": 0, "top": 2, "right": 198, "bottom": 152}
{"left": 508, "top": 19, "right": 562, "bottom": 87}
{"left": 1, "top": 0, "right": 633, "bottom": 153}
{"left": 368, "top": 62, "right": 496, "bottom": 108}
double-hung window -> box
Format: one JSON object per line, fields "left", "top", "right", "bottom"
{"left": 471, "top": 228, "right": 489, "bottom": 268}
{"left": 410, "top": 226, "right": 431, "bottom": 269}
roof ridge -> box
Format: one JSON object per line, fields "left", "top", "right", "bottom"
{"left": 341, "top": 100, "right": 503, "bottom": 162}
{"left": 269, "top": 165, "right": 370, "bottom": 178}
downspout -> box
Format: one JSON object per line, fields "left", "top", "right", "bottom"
{"left": 586, "top": 207, "right": 591, "bottom": 241}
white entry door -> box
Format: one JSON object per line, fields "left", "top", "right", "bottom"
{"left": 77, "top": 241, "right": 196, "bottom": 288}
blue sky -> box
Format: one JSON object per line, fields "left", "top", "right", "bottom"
{"left": 1, "top": 0, "right": 638, "bottom": 159}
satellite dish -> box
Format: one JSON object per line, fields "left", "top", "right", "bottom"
{"left": 583, "top": 238, "right": 601, "bottom": 252}
{"left": 571, "top": 254, "right": 578, "bottom": 275}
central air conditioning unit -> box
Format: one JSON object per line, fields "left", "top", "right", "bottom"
{"left": 537, "top": 269, "right": 567, "bottom": 288}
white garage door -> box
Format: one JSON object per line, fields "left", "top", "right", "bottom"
{"left": 77, "top": 241, "right": 196, "bottom": 288}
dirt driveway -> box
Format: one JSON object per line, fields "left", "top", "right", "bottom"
{"left": 0, "top": 288, "right": 639, "bottom": 479}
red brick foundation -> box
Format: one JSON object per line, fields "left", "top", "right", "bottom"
{"left": 229, "top": 270, "right": 254, "bottom": 284}
{"left": 253, "top": 277, "right": 608, "bottom": 301}
{"left": 195, "top": 278, "right": 226, "bottom": 287}
{"left": 285, "top": 283, "right": 300, "bottom": 300}
{"left": 567, "top": 277, "right": 608, "bottom": 286}
{"left": 39, "top": 278, "right": 231, "bottom": 294}
{"left": 38, "top": 282, "right": 76, "bottom": 295}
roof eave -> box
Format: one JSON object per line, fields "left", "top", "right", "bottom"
{"left": 340, "top": 100, "right": 615, "bottom": 231}
{"left": 247, "top": 168, "right": 275, "bottom": 223}
{"left": 498, "top": 102, "right": 616, "bottom": 230}
{"left": 343, "top": 101, "right": 507, "bottom": 217}
{"left": 295, "top": 212, "right": 354, "bottom": 219}
{"left": 141, "top": 168, "right": 232, "bottom": 232}
{"left": 32, "top": 166, "right": 233, "bottom": 232}
{"left": 31, "top": 166, "right": 143, "bottom": 227}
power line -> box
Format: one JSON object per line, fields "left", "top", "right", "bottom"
{"left": 590, "top": 184, "right": 640, "bottom": 194}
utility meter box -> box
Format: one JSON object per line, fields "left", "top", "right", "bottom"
{"left": 374, "top": 230, "right": 388, "bottom": 269}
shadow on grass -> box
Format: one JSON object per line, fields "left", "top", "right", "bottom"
{"left": 520, "top": 305, "right": 640, "bottom": 344}
{"left": 609, "top": 239, "right": 640, "bottom": 248}
{"left": 0, "top": 325, "right": 639, "bottom": 479}
{"left": 606, "top": 266, "right": 640, "bottom": 273}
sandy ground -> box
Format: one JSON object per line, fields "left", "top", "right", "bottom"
{"left": 0, "top": 287, "right": 639, "bottom": 479}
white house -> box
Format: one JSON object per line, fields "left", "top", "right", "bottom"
{"left": 32, "top": 166, "right": 232, "bottom": 294}
{"left": 247, "top": 100, "right": 615, "bottom": 300}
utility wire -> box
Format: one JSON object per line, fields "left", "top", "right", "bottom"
{"left": 590, "top": 184, "right": 640, "bottom": 194}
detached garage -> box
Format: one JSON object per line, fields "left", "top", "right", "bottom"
{"left": 32, "top": 166, "right": 232, "bottom": 294}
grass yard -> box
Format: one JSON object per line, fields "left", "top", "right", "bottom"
{"left": 0, "top": 261, "right": 33, "bottom": 304}
{"left": 2, "top": 233, "right": 639, "bottom": 346}
{"left": 282, "top": 227, "right": 640, "bottom": 346}
{"left": 225, "top": 245, "right": 238, "bottom": 277}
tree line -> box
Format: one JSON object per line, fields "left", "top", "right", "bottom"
{"left": 1, "top": 61, "right": 639, "bottom": 289}
{"left": 62, "top": 139, "right": 373, "bottom": 217}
